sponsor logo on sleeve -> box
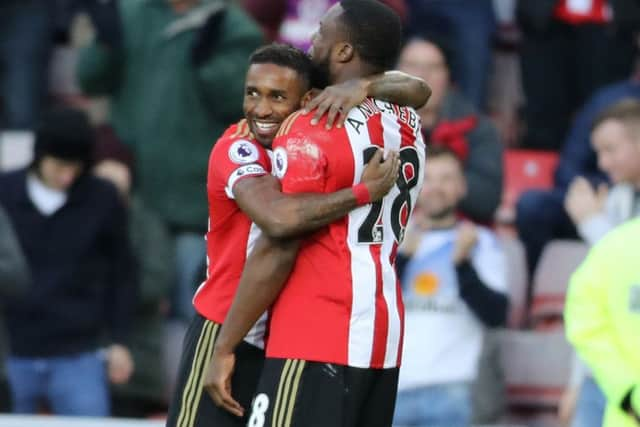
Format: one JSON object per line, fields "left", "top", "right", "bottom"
{"left": 273, "top": 147, "right": 288, "bottom": 179}
{"left": 229, "top": 139, "right": 260, "bottom": 164}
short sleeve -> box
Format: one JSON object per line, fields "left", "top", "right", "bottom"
{"left": 272, "top": 130, "right": 328, "bottom": 194}
{"left": 212, "top": 138, "right": 271, "bottom": 199}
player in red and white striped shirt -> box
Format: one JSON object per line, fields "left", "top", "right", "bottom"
{"left": 167, "top": 42, "right": 430, "bottom": 427}
{"left": 209, "top": 2, "right": 426, "bottom": 426}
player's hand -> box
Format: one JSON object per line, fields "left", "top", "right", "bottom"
{"left": 303, "top": 78, "right": 369, "bottom": 129}
{"left": 361, "top": 149, "right": 400, "bottom": 202}
{"left": 106, "top": 344, "right": 134, "bottom": 385}
{"left": 204, "top": 349, "right": 244, "bottom": 417}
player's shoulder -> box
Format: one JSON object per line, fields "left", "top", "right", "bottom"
{"left": 213, "top": 120, "right": 265, "bottom": 162}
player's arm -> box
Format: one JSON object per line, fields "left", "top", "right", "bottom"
{"left": 233, "top": 148, "right": 399, "bottom": 239}
{"left": 304, "top": 70, "right": 431, "bottom": 128}
{"left": 204, "top": 234, "right": 299, "bottom": 416}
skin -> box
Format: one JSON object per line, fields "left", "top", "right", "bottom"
{"left": 205, "top": 3, "right": 411, "bottom": 417}
{"left": 565, "top": 119, "right": 640, "bottom": 225}
{"left": 36, "top": 157, "right": 84, "bottom": 192}
{"left": 397, "top": 39, "right": 449, "bottom": 129}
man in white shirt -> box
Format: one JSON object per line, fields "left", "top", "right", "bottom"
{"left": 394, "top": 145, "right": 509, "bottom": 427}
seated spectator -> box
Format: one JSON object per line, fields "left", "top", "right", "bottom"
{"left": 394, "top": 146, "right": 509, "bottom": 427}
{"left": 516, "top": 78, "right": 640, "bottom": 276}
{"left": 93, "top": 145, "right": 174, "bottom": 418}
{"left": 397, "top": 37, "right": 503, "bottom": 223}
{"left": 564, "top": 99, "right": 640, "bottom": 244}
{"left": 565, "top": 217, "right": 640, "bottom": 427}
{"left": 0, "top": 205, "right": 29, "bottom": 412}
{"left": 0, "top": 108, "right": 135, "bottom": 416}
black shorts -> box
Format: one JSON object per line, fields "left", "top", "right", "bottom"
{"left": 248, "top": 358, "right": 399, "bottom": 427}
{"left": 166, "top": 314, "right": 265, "bottom": 427}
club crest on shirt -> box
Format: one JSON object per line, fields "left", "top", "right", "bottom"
{"left": 273, "top": 147, "right": 288, "bottom": 178}
{"left": 229, "top": 140, "right": 259, "bottom": 165}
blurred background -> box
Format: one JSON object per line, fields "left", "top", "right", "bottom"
{"left": 1, "top": 0, "right": 640, "bottom": 426}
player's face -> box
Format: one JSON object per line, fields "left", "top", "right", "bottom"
{"left": 418, "top": 155, "right": 466, "bottom": 220}
{"left": 308, "top": 3, "right": 343, "bottom": 86}
{"left": 244, "top": 63, "right": 307, "bottom": 147}
{"left": 592, "top": 119, "right": 640, "bottom": 184}
{"left": 37, "top": 156, "right": 84, "bottom": 191}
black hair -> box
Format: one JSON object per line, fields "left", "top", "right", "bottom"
{"left": 339, "top": 0, "right": 402, "bottom": 72}
{"left": 426, "top": 144, "right": 463, "bottom": 166}
{"left": 32, "top": 107, "right": 94, "bottom": 169}
{"left": 249, "top": 43, "right": 313, "bottom": 91}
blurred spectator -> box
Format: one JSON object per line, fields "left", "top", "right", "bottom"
{"left": 564, "top": 99, "right": 640, "bottom": 244}
{"left": 565, "top": 217, "right": 640, "bottom": 427}
{"left": 94, "top": 149, "right": 174, "bottom": 418}
{"left": 0, "top": 205, "right": 30, "bottom": 412}
{"left": 75, "top": 0, "right": 263, "bottom": 321}
{"left": 240, "top": 0, "right": 287, "bottom": 41}
{"left": 278, "top": 0, "right": 407, "bottom": 51}
{"left": 516, "top": 78, "right": 640, "bottom": 275}
{"left": 397, "top": 37, "right": 503, "bottom": 223}
{"left": 0, "top": 108, "right": 135, "bottom": 415}
{"left": 394, "top": 146, "right": 508, "bottom": 427}
{"left": 0, "top": 0, "right": 53, "bottom": 129}
{"left": 517, "top": 0, "right": 638, "bottom": 150}
{"left": 404, "top": 0, "right": 496, "bottom": 110}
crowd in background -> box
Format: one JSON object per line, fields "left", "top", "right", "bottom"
{"left": 1, "top": 0, "right": 640, "bottom": 426}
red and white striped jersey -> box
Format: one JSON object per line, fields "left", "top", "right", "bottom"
{"left": 267, "top": 99, "right": 426, "bottom": 369}
{"left": 193, "top": 119, "right": 271, "bottom": 348}
{"left": 554, "top": 0, "right": 610, "bottom": 24}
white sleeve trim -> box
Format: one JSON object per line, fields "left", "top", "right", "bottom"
{"left": 224, "top": 164, "right": 267, "bottom": 199}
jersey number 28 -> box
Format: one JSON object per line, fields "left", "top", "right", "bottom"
{"left": 357, "top": 145, "right": 421, "bottom": 245}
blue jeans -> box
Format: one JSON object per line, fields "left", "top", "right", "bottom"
{"left": 393, "top": 383, "right": 472, "bottom": 427}
{"left": 572, "top": 376, "right": 605, "bottom": 427}
{"left": 171, "top": 232, "right": 206, "bottom": 322}
{"left": 7, "top": 351, "right": 109, "bottom": 416}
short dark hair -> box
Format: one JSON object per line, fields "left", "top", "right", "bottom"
{"left": 249, "top": 43, "right": 313, "bottom": 91}
{"left": 339, "top": 0, "right": 402, "bottom": 72}
{"left": 592, "top": 98, "right": 640, "bottom": 138}
{"left": 426, "top": 144, "right": 463, "bottom": 167}
{"left": 32, "top": 107, "right": 94, "bottom": 169}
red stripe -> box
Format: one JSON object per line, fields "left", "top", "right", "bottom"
{"left": 390, "top": 243, "right": 405, "bottom": 366}
{"left": 369, "top": 243, "right": 388, "bottom": 368}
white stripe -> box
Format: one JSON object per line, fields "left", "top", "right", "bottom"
{"left": 225, "top": 164, "right": 267, "bottom": 199}
{"left": 345, "top": 108, "right": 377, "bottom": 368}
{"left": 380, "top": 112, "right": 402, "bottom": 367}
{"left": 243, "top": 222, "right": 267, "bottom": 349}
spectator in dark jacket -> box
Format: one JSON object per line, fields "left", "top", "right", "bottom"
{"left": 398, "top": 37, "right": 503, "bottom": 223}
{"left": 0, "top": 108, "right": 136, "bottom": 416}
{"left": 0, "top": 205, "right": 29, "bottom": 412}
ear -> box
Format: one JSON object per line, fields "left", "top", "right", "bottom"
{"left": 458, "top": 174, "right": 468, "bottom": 199}
{"left": 300, "top": 90, "right": 318, "bottom": 109}
{"left": 334, "top": 42, "right": 354, "bottom": 64}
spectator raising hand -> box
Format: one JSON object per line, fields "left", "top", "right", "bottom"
{"left": 564, "top": 177, "right": 609, "bottom": 225}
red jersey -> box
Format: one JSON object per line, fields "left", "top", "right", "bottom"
{"left": 267, "top": 99, "right": 426, "bottom": 369}
{"left": 554, "top": 0, "right": 610, "bottom": 24}
{"left": 193, "top": 120, "right": 271, "bottom": 348}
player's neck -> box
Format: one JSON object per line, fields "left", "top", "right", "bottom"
{"left": 332, "top": 63, "right": 378, "bottom": 86}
